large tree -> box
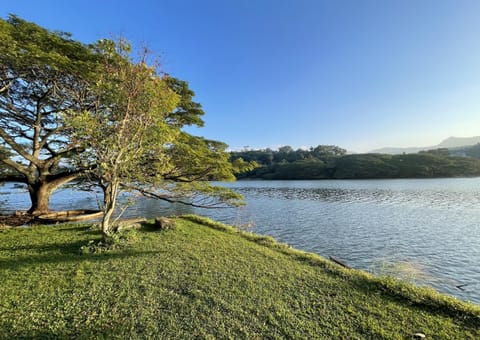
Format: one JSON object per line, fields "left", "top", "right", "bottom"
{"left": 68, "top": 40, "right": 251, "bottom": 238}
{"left": 0, "top": 15, "right": 100, "bottom": 214}
{"left": 0, "top": 16, "right": 235, "bottom": 218}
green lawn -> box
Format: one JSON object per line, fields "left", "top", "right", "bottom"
{"left": 0, "top": 215, "right": 479, "bottom": 339}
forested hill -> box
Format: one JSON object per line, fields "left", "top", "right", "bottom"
{"left": 231, "top": 146, "right": 480, "bottom": 179}
{"left": 451, "top": 143, "right": 480, "bottom": 158}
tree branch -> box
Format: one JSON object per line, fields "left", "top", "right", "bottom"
{"left": 120, "top": 183, "right": 232, "bottom": 209}
{"left": 38, "top": 126, "right": 66, "bottom": 150}
{"left": 0, "top": 79, "right": 13, "bottom": 94}
{"left": 43, "top": 145, "right": 85, "bottom": 168}
{"left": 162, "top": 166, "right": 215, "bottom": 183}
{"left": 0, "top": 128, "right": 38, "bottom": 165}
{"left": 45, "top": 166, "right": 94, "bottom": 183}
{"left": 0, "top": 157, "right": 29, "bottom": 176}
{"left": 0, "top": 174, "right": 27, "bottom": 183}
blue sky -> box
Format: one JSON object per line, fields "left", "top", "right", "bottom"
{"left": 2, "top": 0, "right": 480, "bottom": 152}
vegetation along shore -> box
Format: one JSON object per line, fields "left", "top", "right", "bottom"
{"left": 0, "top": 216, "right": 478, "bottom": 338}
{"left": 231, "top": 145, "right": 480, "bottom": 180}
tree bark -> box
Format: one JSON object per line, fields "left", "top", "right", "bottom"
{"left": 26, "top": 173, "right": 82, "bottom": 215}
{"left": 101, "top": 181, "right": 118, "bottom": 240}
{"left": 27, "top": 182, "right": 52, "bottom": 215}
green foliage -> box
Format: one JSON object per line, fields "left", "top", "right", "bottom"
{"left": 68, "top": 43, "right": 180, "bottom": 186}
{"left": 67, "top": 39, "right": 252, "bottom": 234}
{"left": 0, "top": 15, "right": 102, "bottom": 213}
{"left": 266, "top": 159, "right": 328, "bottom": 179}
{"left": 232, "top": 145, "right": 346, "bottom": 168}
{"left": 0, "top": 219, "right": 478, "bottom": 338}
{"left": 333, "top": 154, "right": 398, "bottom": 178}
{"left": 80, "top": 229, "right": 139, "bottom": 254}
{"left": 67, "top": 41, "right": 180, "bottom": 233}
{"left": 0, "top": 15, "right": 99, "bottom": 79}
{"left": 1, "top": 16, "right": 248, "bottom": 216}
{"left": 165, "top": 133, "right": 257, "bottom": 183}
{"left": 165, "top": 77, "right": 205, "bottom": 127}
{"left": 234, "top": 147, "right": 480, "bottom": 180}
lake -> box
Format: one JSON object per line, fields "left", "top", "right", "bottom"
{"left": 1, "top": 178, "right": 480, "bottom": 304}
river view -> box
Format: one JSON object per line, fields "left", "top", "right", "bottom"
{"left": 1, "top": 178, "right": 480, "bottom": 304}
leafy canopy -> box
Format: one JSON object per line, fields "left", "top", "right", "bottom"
{"left": 0, "top": 15, "right": 252, "bottom": 218}
{"left": 0, "top": 15, "right": 102, "bottom": 213}
{"left": 67, "top": 39, "right": 253, "bottom": 234}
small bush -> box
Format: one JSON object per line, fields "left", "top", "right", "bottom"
{"left": 80, "top": 229, "right": 139, "bottom": 254}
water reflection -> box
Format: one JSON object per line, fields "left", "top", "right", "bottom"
{"left": 234, "top": 186, "right": 480, "bottom": 211}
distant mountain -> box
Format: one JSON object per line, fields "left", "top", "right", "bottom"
{"left": 370, "top": 136, "right": 480, "bottom": 154}
{"left": 437, "top": 136, "right": 480, "bottom": 148}
{"left": 370, "top": 146, "right": 424, "bottom": 155}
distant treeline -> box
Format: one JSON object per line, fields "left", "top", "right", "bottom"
{"left": 231, "top": 145, "right": 480, "bottom": 179}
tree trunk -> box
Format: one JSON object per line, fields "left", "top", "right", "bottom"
{"left": 101, "top": 181, "right": 118, "bottom": 241}
{"left": 26, "top": 173, "right": 81, "bottom": 216}
{"left": 27, "top": 183, "right": 52, "bottom": 215}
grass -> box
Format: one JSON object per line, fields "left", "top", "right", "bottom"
{"left": 0, "top": 216, "right": 478, "bottom": 339}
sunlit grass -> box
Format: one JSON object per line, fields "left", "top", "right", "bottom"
{"left": 0, "top": 216, "right": 478, "bottom": 338}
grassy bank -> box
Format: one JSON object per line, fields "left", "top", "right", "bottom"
{"left": 0, "top": 216, "right": 479, "bottom": 339}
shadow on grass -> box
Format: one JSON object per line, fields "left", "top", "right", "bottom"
{"left": 0, "top": 227, "right": 103, "bottom": 251}
{"left": 136, "top": 221, "right": 166, "bottom": 232}
{"left": 55, "top": 225, "right": 93, "bottom": 232}
{"left": 0, "top": 235, "right": 159, "bottom": 271}
{"left": 0, "top": 237, "right": 99, "bottom": 252}
{"left": 125, "top": 221, "right": 175, "bottom": 234}
{"left": 0, "top": 249, "right": 159, "bottom": 272}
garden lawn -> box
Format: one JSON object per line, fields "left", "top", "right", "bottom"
{"left": 0, "top": 215, "right": 479, "bottom": 339}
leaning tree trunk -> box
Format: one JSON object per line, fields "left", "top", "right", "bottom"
{"left": 101, "top": 181, "right": 119, "bottom": 241}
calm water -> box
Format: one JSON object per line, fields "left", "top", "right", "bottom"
{"left": 1, "top": 178, "right": 480, "bottom": 304}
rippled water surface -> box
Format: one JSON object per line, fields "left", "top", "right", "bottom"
{"left": 2, "top": 178, "right": 480, "bottom": 304}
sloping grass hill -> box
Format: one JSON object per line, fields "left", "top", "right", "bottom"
{"left": 0, "top": 216, "right": 479, "bottom": 339}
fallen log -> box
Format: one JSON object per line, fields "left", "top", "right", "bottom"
{"left": 328, "top": 256, "right": 352, "bottom": 269}
{"left": 36, "top": 210, "right": 103, "bottom": 223}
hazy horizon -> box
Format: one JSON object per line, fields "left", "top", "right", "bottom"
{"left": 231, "top": 134, "right": 480, "bottom": 154}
